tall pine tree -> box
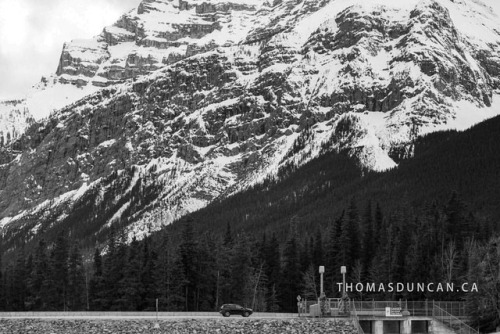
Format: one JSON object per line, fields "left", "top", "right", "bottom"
{"left": 67, "top": 243, "right": 86, "bottom": 310}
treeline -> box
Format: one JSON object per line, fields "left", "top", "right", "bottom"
{"left": 0, "top": 192, "right": 496, "bottom": 318}
{"left": 1, "top": 166, "right": 165, "bottom": 255}
{"left": 0, "top": 233, "right": 86, "bottom": 311}
{"left": 162, "top": 117, "right": 500, "bottom": 255}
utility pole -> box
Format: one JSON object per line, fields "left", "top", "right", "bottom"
{"left": 319, "top": 266, "right": 325, "bottom": 298}
{"left": 341, "top": 266, "right": 346, "bottom": 298}
{"left": 319, "top": 266, "right": 326, "bottom": 316}
{"left": 340, "top": 266, "right": 348, "bottom": 315}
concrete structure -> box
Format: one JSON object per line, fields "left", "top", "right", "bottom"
{"left": 306, "top": 300, "right": 475, "bottom": 334}
{"left": 358, "top": 316, "right": 456, "bottom": 334}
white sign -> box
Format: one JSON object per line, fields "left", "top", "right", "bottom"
{"left": 385, "top": 307, "right": 403, "bottom": 317}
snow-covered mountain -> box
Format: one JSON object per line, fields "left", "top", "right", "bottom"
{"left": 1, "top": 0, "right": 500, "bottom": 245}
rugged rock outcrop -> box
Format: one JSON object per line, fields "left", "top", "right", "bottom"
{"left": 55, "top": 0, "right": 264, "bottom": 88}
{"left": 0, "top": 100, "right": 35, "bottom": 149}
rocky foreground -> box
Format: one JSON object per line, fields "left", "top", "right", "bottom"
{"left": 0, "top": 318, "right": 357, "bottom": 334}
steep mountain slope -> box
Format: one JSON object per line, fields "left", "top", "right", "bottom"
{"left": 1, "top": 0, "right": 500, "bottom": 248}
{"left": 165, "top": 112, "right": 500, "bottom": 242}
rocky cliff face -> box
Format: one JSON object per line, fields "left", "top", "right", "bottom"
{"left": 55, "top": 0, "right": 265, "bottom": 88}
{"left": 0, "top": 100, "right": 35, "bottom": 156}
{"left": 1, "top": 0, "right": 500, "bottom": 246}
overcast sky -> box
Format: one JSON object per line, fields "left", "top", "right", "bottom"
{"left": 1, "top": 0, "right": 500, "bottom": 100}
{"left": 0, "top": 0, "right": 140, "bottom": 100}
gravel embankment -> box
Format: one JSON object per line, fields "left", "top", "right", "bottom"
{"left": 0, "top": 318, "right": 357, "bottom": 334}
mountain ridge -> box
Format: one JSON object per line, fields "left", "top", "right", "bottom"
{"left": 0, "top": 0, "right": 499, "bottom": 248}
{"left": 165, "top": 112, "right": 500, "bottom": 243}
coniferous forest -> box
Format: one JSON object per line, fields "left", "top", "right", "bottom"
{"left": 0, "top": 193, "right": 498, "bottom": 331}
{"left": 0, "top": 115, "right": 499, "bottom": 332}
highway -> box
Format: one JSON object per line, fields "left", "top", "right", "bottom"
{"left": 0, "top": 312, "right": 299, "bottom": 319}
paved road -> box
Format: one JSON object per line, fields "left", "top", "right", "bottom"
{"left": 0, "top": 312, "right": 300, "bottom": 319}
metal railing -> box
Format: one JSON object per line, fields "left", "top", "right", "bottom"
{"left": 301, "top": 298, "right": 343, "bottom": 315}
{"left": 350, "top": 301, "right": 466, "bottom": 318}
{"left": 432, "top": 303, "right": 478, "bottom": 334}
{"left": 352, "top": 300, "right": 408, "bottom": 317}
{"left": 432, "top": 302, "right": 467, "bottom": 319}
{"left": 351, "top": 300, "right": 365, "bottom": 334}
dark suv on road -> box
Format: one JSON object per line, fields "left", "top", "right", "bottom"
{"left": 219, "top": 304, "right": 253, "bottom": 317}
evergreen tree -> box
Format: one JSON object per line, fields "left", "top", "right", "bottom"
{"left": 280, "top": 230, "right": 300, "bottom": 312}
{"left": 264, "top": 233, "right": 281, "bottom": 311}
{"left": 391, "top": 224, "right": 410, "bottom": 297}
{"left": 178, "top": 219, "right": 199, "bottom": 311}
{"left": 445, "top": 191, "right": 468, "bottom": 250}
{"left": 369, "top": 219, "right": 394, "bottom": 299}
{"left": 50, "top": 230, "right": 70, "bottom": 310}
{"left": 258, "top": 233, "right": 267, "bottom": 266}
{"left": 169, "top": 254, "right": 188, "bottom": 310}
{"left": 373, "top": 203, "right": 383, "bottom": 247}
{"left": 41, "top": 254, "right": 57, "bottom": 310}
{"left": 67, "top": 243, "right": 86, "bottom": 310}
{"left": 216, "top": 237, "right": 233, "bottom": 308}
{"left": 119, "top": 237, "right": 142, "bottom": 310}
{"left": 196, "top": 234, "right": 218, "bottom": 311}
{"left": 326, "top": 212, "right": 343, "bottom": 296}
{"left": 223, "top": 222, "right": 233, "bottom": 247}
{"left": 361, "top": 201, "right": 374, "bottom": 281}
{"left": 152, "top": 232, "right": 170, "bottom": 310}
{"left": 339, "top": 199, "right": 361, "bottom": 268}
{"left": 102, "top": 226, "right": 127, "bottom": 310}
{"left": 312, "top": 229, "right": 324, "bottom": 272}
{"left": 141, "top": 237, "right": 156, "bottom": 310}
{"left": 151, "top": 232, "right": 186, "bottom": 311}
{"left": 89, "top": 248, "right": 105, "bottom": 310}
{"left": 10, "top": 247, "right": 27, "bottom": 310}
{"left": 4, "top": 264, "right": 14, "bottom": 310}
{"left": 229, "top": 235, "right": 252, "bottom": 307}
{"left": 27, "top": 240, "right": 48, "bottom": 310}
{"left": 299, "top": 238, "right": 311, "bottom": 274}
{"left": 404, "top": 218, "right": 432, "bottom": 300}
{"left": 24, "top": 255, "right": 34, "bottom": 310}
